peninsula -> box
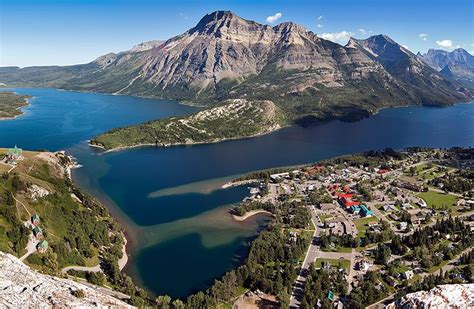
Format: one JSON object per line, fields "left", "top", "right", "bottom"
{"left": 91, "top": 99, "right": 285, "bottom": 150}
{"left": 0, "top": 91, "right": 30, "bottom": 119}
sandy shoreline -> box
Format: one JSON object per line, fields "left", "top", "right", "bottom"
{"left": 118, "top": 235, "right": 128, "bottom": 270}
{"left": 232, "top": 209, "right": 273, "bottom": 222}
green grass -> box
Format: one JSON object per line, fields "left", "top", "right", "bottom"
{"left": 417, "top": 190, "right": 458, "bottom": 210}
{"left": 319, "top": 214, "right": 331, "bottom": 223}
{"left": 322, "top": 246, "right": 352, "bottom": 253}
{"left": 354, "top": 217, "right": 379, "bottom": 238}
{"left": 428, "top": 260, "right": 449, "bottom": 274}
{"left": 314, "top": 258, "right": 350, "bottom": 270}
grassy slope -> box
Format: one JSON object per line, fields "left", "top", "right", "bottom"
{"left": 0, "top": 149, "right": 122, "bottom": 270}
{"left": 0, "top": 92, "right": 30, "bottom": 119}
{"left": 91, "top": 99, "right": 287, "bottom": 150}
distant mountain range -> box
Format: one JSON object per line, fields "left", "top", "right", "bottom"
{"left": 417, "top": 48, "right": 474, "bottom": 88}
{"left": 0, "top": 11, "right": 471, "bottom": 124}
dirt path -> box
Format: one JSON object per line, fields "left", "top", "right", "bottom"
{"left": 232, "top": 210, "right": 273, "bottom": 222}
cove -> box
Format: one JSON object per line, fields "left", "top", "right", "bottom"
{"left": 1, "top": 88, "right": 473, "bottom": 298}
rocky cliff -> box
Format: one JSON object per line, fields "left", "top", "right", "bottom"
{"left": 0, "top": 11, "right": 470, "bottom": 122}
{"left": 0, "top": 252, "right": 133, "bottom": 308}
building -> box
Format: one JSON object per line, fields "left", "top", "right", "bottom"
{"left": 37, "top": 240, "right": 48, "bottom": 253}
{"left": 31, "top": 214, "right": 40, "bottom": 226}
{"left": 32, "top": 226, "right": 43, "bottom": 239}
{"left": 320, "top": 203, "right": 336, "bottom": 211}
{"left": 350, "top": 205, "right": 361, "bottom": 214}
{"left": 360, "top": 205, "right": 373, "bottom": 217}
{"left": 7, "top": 145, "right": 22, "bottom": 160}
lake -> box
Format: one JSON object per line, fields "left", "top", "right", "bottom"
{"left": 1, "top": 88, "right": 473, "bottom": 298}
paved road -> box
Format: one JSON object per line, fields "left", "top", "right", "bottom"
{"left": 289, "top": 206, "right": 320, "bottom": 308}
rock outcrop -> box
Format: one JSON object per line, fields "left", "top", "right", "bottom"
{"left": 0, "top": 252, "right": 133, "bottom": 308}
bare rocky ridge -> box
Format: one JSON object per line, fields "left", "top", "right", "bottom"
{"left": 399, "top": 284, "right": 473, "bottom": 308}
{"left": 0, "top": 11, "right": 470, "bottom": 122}
{"left": 0, "top": 252, "right": 134, "bottom": 308}
{"left": 418, "top": 48, "right": 474, "bottom": 88}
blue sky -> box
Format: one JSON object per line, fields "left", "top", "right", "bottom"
{"left": 1, "top": 0, "right": 473, "bottom": 67}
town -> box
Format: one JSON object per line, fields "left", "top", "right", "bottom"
{"left": 230, "top": 147, "right": 473, "bottom": 308}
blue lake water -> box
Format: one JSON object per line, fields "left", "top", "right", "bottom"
{"left": 1, "top": 88, "right": 473, "bottom": 298}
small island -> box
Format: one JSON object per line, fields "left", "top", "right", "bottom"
{"left": 0, "top": 91, "right": 30, "bottom": 119}
{"left": 91, "top": 99, "right": 286, "bottom": 151}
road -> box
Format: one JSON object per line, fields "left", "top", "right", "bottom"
{"left": 19, "top": 233, "right": 37, "bottom": 261}
{"left": 289, "top": 206, "right": 320, "bottom": 308}
{"left": 62, "top": 264, "right": 102, "bottom": 274}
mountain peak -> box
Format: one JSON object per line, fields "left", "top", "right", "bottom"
{"left": 189, "top": 10, "right": 253, "bottom": 35}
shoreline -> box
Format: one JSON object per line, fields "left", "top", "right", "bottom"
{"left": 0, "top": 94, "right": 32, "bottom": 121}
{"left": 232, "top": 210, "right": 274, "bottom": 222}
{"left": 89, "top": 125, "right": 285, "bottom": 153}
{"left": 65, "top": 152, "right": 130, "bottom": 273}
{"left": 222, "top": 179, "right": 259, "bottom": 189}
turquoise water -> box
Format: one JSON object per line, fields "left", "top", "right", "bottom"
{"left": 1, "top": 88, "right": 473, "bottom": 298}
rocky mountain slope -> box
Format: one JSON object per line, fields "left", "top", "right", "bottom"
{"left": 0, "top": 252, "right": 133, "bottom": 308}
{"left": 398, "top": 284, "right": 473, "bottom": 308}
{"left": 0, "top": 11, "right": 470, "bottom": 124}
{"left": 91, "top": 99, "right": 285, "bottom": 150}
{"left": 418, "top": 48, "right": 474, "bottom": 88}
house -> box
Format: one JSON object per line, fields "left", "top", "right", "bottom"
{"left": 410, "top": 214, "right": 421, "bottom": 225}
{"left": 357, "top": 260, "right": 372, "bottom": 271}
{"left": 368, "top": 221, "right": 379, "bottom": 227}
{"left": 320, "top": 203, "right": 336, "bottom": 211}
{"left": 31, "top": 214, "right": 40, "bottom": 226}
{"left": 360, "top": 205, "right": 373, "bottom": 217}
{"left": 402, "top": 270, "right": 414, "bottom": 280}
{"left": 402, "top": 203, "right": 413, "bottom": 210}
{"left": 36, "top": 240, "right": 48, "bottom": 253}
{"left": 7, "top": 145, "right": 22, "bottom": 160}
{"left": 399, "top": 222, "right": 408, "bottom": 231}
{"left": 350, "top": 205, "right": 361, "bottom": 214}
{"left": 32, "top": 226, "right": 43, "bottom": 239}
{"left": 327, "top": 291, "right": 335, "bottom": 302}
{"left": 416, "top": 199, "right": 427, "bottom": 208}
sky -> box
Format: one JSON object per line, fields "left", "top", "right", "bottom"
{"left": 1, "top": 0, "right": 473, "bottom": 67}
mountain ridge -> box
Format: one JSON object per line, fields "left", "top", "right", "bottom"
{"left": 0, "top": 10, "right": 471, "bottom": 125}
{"left": 418, "top": 48, "right": 474, "bottom": 88}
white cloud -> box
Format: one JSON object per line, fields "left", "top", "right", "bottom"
{"left": 320, "top": 31, "right": 354, "bottom": 44}
{"left": 418, "top": 33, "right": 428, "bottom": 41}
{"left": 317, "top": 24, "right": 323, "bottom": 28}
{"left": 178, "top": 12, "right": 189, "bottom": 20}
{"left": 358, "top": 29, "right": 367, "bottom": 35}
{"left": 317, "top": 15, "right": 323, "bottom": 21}
{"left": 266, "top": 12, "right": 282, "bottom": 23}
{"left": 436, "top": 39, "right": 453, "bottom": 49}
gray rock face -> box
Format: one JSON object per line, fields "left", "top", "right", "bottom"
{"left": 418, "top": 48, "right": 474, "bottom": 87}
{"left": 0, "top": 11, "right": 469, "bottom": 119}
{"left": 0, "top": 252, "right": 134, "bottom": 308}
{"left": 136, "top": 11, "right": 387, "bottom": 92}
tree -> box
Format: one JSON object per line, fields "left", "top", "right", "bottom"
{"left": 155, "top": 295, "right": 171, "bottom": 309}
{"left": 171, "top": 299, "right": 185, "bottom": 309}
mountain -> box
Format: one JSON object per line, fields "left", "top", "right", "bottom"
{"left": 0, "top": 11, "right": 470, "bottom": 124}
{"left": 418, "top": 48, "right": 474, "bottom": 87}
{"left": 346, "top": 35, "right": 469, "bottom": 105}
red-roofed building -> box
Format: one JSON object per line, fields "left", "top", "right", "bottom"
{"left": 339, "top": 197, "right": 361, "bottom": 208}
{"left": 377, "top": 169, "right": 390, "bottom": 174}
{"left": 337, "top": 193, "right": 354, "bottom": 199}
